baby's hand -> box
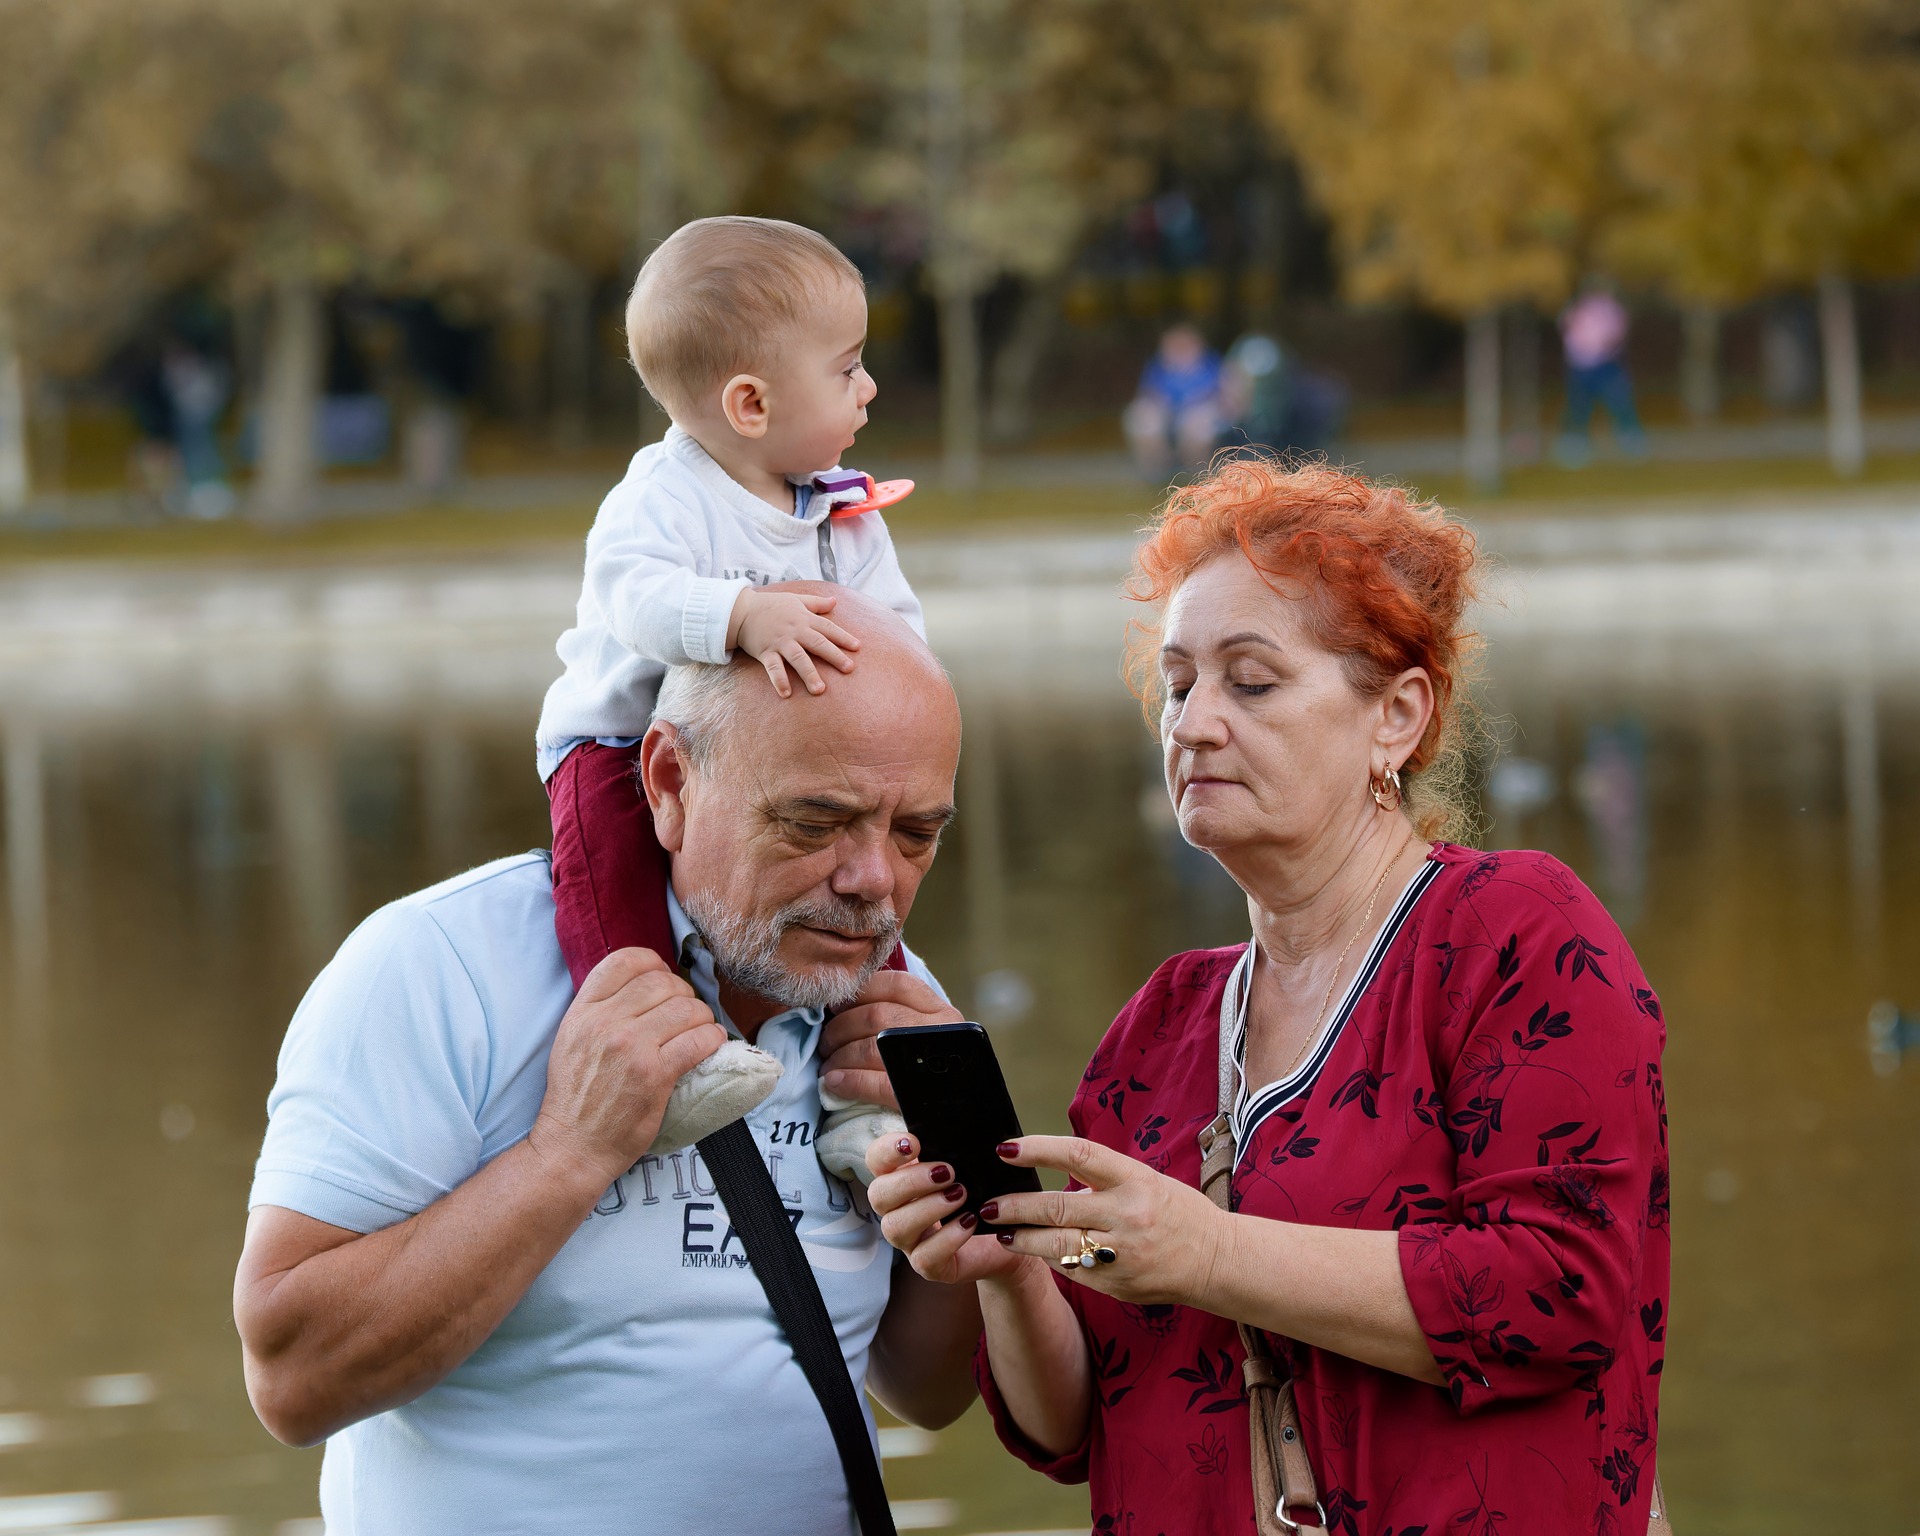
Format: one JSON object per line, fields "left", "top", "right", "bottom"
{"left": 727, "top": 588, "right": 861, "bottom": 698}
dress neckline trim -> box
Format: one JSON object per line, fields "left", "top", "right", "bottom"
{"left": 1228, "top": 856, "right": 1444, "bottom": 1155}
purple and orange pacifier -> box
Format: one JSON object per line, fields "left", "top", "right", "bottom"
{"left": 815, "top": 469, "right": 916, "bottom": 519}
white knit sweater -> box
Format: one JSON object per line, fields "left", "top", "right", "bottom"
{"left": 535, "top": 426, "right": 924, "bottom": 774}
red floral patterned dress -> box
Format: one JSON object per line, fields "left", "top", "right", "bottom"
{"left": 978, "top": 844, "right": 1670, "bottom": 1535}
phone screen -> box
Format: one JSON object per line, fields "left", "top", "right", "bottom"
{"left": 876, "top": 1022, "right": 1042, "bottom": 1232}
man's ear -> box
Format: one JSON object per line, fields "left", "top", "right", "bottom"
{"left": 719, "top": 373, "right": 770, "bottom": 440}
{"left": 639, "top": 724, "right": 691, "bottom": 852}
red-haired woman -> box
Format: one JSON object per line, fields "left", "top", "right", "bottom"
{"left": 868, "top": 462, "right": 1670, "bottom": 1534}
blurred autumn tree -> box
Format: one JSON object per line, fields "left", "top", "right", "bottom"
{"left": 0, "top": 0, "right": 224, "bottom": 511}
{"left": 7, "top": 0, "right": 1920, "bottom": 515}
{"left": 814, "top": 0, "right": 1257, "bottom": 483}
{"left": 1255, "top": 0, "right": 1635, "bottom": 490}
{"left": 1, "top": 0, "right": 696, "bottom": 519}
{"left": 1608, "top": 0, "right": 1920, "bottom": 473}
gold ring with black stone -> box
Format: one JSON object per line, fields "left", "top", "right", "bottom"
{"left": 1060, "top": 1231, "right": 1119, "bottom": 1270}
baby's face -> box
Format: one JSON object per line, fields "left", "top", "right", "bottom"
{"left": 761, "top": 281, "right": 876, "bottom": 473}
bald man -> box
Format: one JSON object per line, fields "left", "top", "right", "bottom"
{"left": 235, "top": 587, "right": 982, "bottom": 1535}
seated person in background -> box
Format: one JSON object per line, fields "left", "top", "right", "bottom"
{"left": 1122, "top": 321, "right": 1226, "bottom": 480}
{"left": 1221, "top": 331, "right": 1349, "bottom": 459}
{"left": 539, "top": 215, "right": 926, "bottom": 1188}
{"left": 234, "top": 589, "right": 983, "bottom": 1536}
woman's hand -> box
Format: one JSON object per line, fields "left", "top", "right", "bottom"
{"left": 982, "top": 1135, "right": 1231, "bottom": 1307}
{"left": 869, "top": 1137, "right": 1097, "bottom": 1459}
{"left": 866, "top": 1135, "right": 1039, "bottom": 1288}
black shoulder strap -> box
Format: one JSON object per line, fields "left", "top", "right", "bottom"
{"left": 696, "top": 1118, "right": 897, "bottom": 1536}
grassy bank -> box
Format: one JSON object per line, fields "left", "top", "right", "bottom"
{"left": 2, "top": 452, "right": 1917, "bottom": 569}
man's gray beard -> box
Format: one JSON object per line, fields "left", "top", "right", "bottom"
{"left": 680, "top": 888, "right": 902, "bottom": 1012}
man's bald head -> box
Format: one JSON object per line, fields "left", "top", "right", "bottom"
{"left": 652, "top": 583, "right": 954, "bottom": 773}
{"left": 641, "top": 584, "right": 959, "bottom": 1017}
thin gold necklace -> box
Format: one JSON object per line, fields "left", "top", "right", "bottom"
{"left": 1262, "top": 843, "right": 1408, "bottom": 1084}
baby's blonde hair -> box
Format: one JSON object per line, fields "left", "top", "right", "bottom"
{"left": 625, "top": 216, "right": 864, "bottom": 420}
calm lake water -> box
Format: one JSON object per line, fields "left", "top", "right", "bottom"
{"left": 1, "top": 517, "right": 1916, "bottom": 1534}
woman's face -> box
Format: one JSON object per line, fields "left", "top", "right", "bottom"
{"left": 1158, "top": 553, "right": 1404, "bottom": 860}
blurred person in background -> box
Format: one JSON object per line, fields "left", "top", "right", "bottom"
{"left": 869, "top": 461, "right": 1671, "bottom": 1535}
{"left": 1123, "top": 321, "right": 1226, "bottom": 480}
{"left": 1556, "top": 282, "right": 1647, "bottom": 467}
{"left": 1221, "top": 331, "right": 1349, "bottom": 460}
{"left": 161, "top": 339, "right": 235, "bottom": 520}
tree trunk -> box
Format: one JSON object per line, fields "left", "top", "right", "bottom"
{"left": 938, "top": 287, "right": 983, "bottom": 490}
{"left": 985, "top": 274, "right": 1064, "bottom": 446}
{"left": 250, "top": 275, "right": 324, "bottom": 524}
{"left": 1818, "top": 272, "right": 1865, "bottom": 477}
{"left": 1242, "top": 174, "right": 1286, "bottom": 331}
{"left": 927, "top": 0, "right": 980, "bottom": 491}
{"left": 30, "top": 376, "right": 66, "bottom": 499}
{"left": 0, "top": 308, "right": 28, "bottom": 516}
{"left": 549, "top": 265, "right": 594, "bottom": 453}
{"left": 1680, "top": 304, "right": 1721, "bottom": 422}
{"left": 1464, "top": 307, "right": 1502, "bottom": 493}
{"left": 634, "top": 0, "right": 680, "bottom": 444}
{"left": 1505, "top": 306, "right": 1541, "bottom": 464}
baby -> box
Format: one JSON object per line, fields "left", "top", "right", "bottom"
{"left": 534, "top": 216, "right": 924, "bottom": 1186}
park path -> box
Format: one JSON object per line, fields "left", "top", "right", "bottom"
{"left": 9, "top": 412, "right": 1920, "bottom": 528}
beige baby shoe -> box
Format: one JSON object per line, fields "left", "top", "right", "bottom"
{"left": 646, "top": 1039, "right": 783, "bottom": 1155}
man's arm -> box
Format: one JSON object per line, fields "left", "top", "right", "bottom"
{"left": 867, "top": 1261, "right": 983, "bottom": 1430}
{"left": 233, "top": 949, "right": 724, "bottom": 1446}
{"left": 821, "top": 968, "right": 983, "bottom": 1429}
{"left": 237, "top": 1139, "right": 610, "bottom": 1445}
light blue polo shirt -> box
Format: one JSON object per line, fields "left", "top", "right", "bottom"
{"left": 250, "top": 852, "right": 934, "bottom": 1535}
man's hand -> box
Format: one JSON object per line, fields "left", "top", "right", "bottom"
{"left": 727, "top": 587, "right": 862, "bottom": 698}
{"left": 528, "top": 947, "right": 727, "bottom": 1186}
{"left": 820, "top": 968, "right": 962, "bottom": 1110}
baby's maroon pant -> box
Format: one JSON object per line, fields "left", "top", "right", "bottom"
{"left": 546, "top": 742, "right": 678, "bottom": 990}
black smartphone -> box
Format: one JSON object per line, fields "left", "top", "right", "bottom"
{"left": 876, "top": 1021, "right": 1042, "bottom": 1233}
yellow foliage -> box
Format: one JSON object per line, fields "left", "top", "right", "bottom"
{"left": 1607, "top": 0, "right": 1920, "bottom": 301}
{"left": 1255, "top": 0, "right": 1633, "bottom": 317}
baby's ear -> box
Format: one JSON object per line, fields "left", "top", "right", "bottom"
{"left": 719, "top": 373, "right": 770, "bottom": 439}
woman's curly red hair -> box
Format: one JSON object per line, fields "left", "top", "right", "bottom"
{"left": 1124, "top": 458, "right": 1482, "bottom": 781}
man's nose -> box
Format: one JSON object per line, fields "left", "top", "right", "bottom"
{"left": 829, "top": 829, "right": 896, "bottom": 905}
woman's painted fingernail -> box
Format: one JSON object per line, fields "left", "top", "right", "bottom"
{"left": 896, "top": 1138, "right": 914, "bottom": 1156}
{"left": 995, "top": 1141, "right": 1020, "bottom": 1159}
{"left": 929, "top": 1164, "right": 953, "bottom": 1184}
{"left": 996, "top": 1231, "right": 1014, "bottom": 1246}
{"left": 978, "top": 1200, "right": 999, "bottom": 1221}
{"left": 943, "top": 1183, "right": 967, "bottom": 1203}
{"left": 958, "top": 1211, "right": 978, "bottom": 1229}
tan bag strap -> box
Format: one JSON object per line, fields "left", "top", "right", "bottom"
{"left": 1205, "top": 952, "right": 1327, "bottom": 1534}
{"left": 1202, "top": 950, "right": 1670, "bottom": 1534}
{"left": 1200, "top": 1107, "right": 1327, "bottom": 1533}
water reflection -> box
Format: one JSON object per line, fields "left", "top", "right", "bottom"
{"left": 0, "top": 539, "right": 1916, "bottom": 1533}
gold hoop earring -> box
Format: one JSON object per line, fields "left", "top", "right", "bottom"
{"left": 1369, "top": 764, "right": 1403, "bottom": 811}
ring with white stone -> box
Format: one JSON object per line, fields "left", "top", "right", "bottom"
{"left": 1059, "top": 1231, "right": 1118, "bottom": 1270}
